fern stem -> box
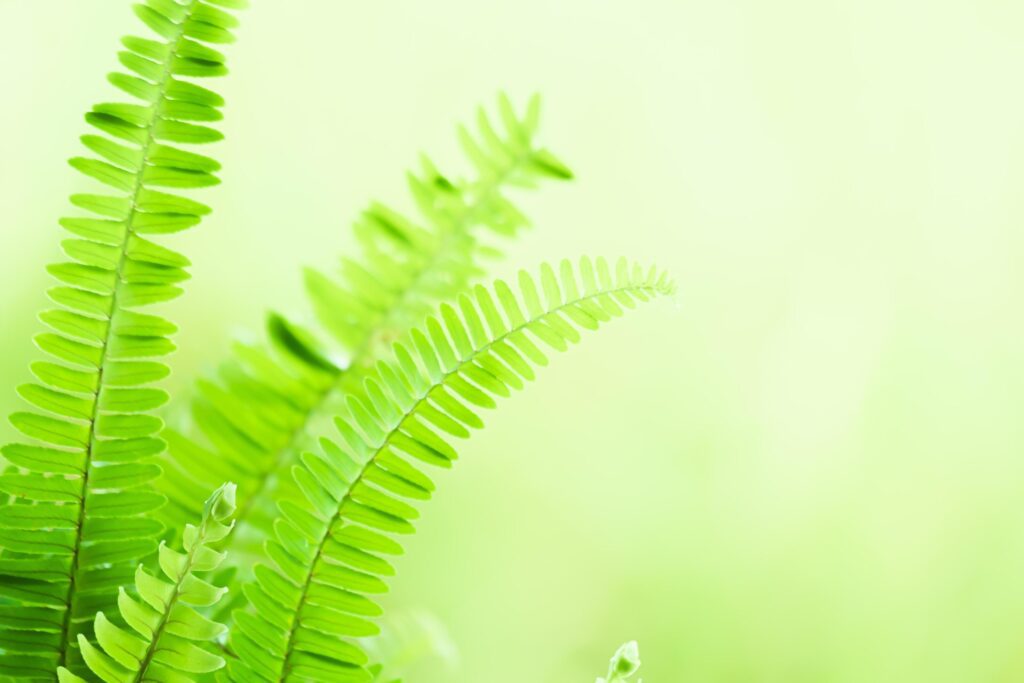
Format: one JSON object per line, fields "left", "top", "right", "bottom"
{"left": 278, "top": 280, "right": 660, "bottom": 678}
{"left": 57, "top": 0, "right": 202, "bottom": 667}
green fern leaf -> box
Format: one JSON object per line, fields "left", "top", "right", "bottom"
{"left": 0, "top": 0, "right": 244, "bottom": 677}
{"left": 220, "top": 257, "right": 674, "bottom": 682}
{"left": 55, "top": 482, "right": 236, "bottom": 683}
{"left": 154, "top": 95, "right": 572, "bottom": 562}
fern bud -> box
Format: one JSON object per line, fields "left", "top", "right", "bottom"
{"left": 212, "top": 481, "right": 238, "bottom": 520}
{"left": 605, "top": 640, "right": 641, "bottom": 681}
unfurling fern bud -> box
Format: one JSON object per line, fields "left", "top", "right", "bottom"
{"left": 597, "top": 640, "right": 642, "bottom": 683}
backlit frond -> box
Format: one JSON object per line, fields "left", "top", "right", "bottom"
{"left": 221, "top": 258, "right": 674, "bottom": 682}
{"left": 0, "top": 0, "right": 245, "bottom": 677}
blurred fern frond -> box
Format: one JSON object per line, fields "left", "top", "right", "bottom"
{"left": 154, "top": 94, "right": 574, "bottom": 562}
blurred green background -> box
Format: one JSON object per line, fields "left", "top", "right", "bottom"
{"left": 3, "top": 0, "right": 1024, "bottom": 680}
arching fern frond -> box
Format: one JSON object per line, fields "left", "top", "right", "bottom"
{"left": 56, "top": 482, "right": 236, "bottom": 683}
{"left": 0, "top": 0, "right": 245, "bottom": 677}
{"left": 154, "top": 95, "right": 572, "bottom": 561}
{"left": 221, "top": 257, "right": 674, "bottom": 682}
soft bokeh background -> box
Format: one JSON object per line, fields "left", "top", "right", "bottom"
{"left": 3, "top": 0, "right": 1024, "bottom": 680}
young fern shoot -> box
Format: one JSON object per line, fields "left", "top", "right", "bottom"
{"left": 597, "top": 641, "right": 643, "bottom": 683}
{"left": 222, "top": 258, "right": 674, "bottom": 682}
{"left": 154, "top": 95, "right": 573, "bottom": 563}
{"left": 57, "top": 482, "right": 237, "bottom": 683}
{"left": 0, "top": 0, "right": 245, "bottom": 676}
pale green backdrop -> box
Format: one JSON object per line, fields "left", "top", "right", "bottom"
{"left": 2, "top": 1, "right": 1024, "bottom": 681}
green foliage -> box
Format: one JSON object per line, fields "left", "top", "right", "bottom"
{"left": 220, "top": 259, "right": 673, "bottom": 682}
{"left": 1, "top": 2, "right": 673, "bottom": 681}
{"left": 153, "top": 94, "right": 574, "bottom": 563}
{"left": 597, "top": 641, "right": 643, "bottom": 683}
{"left": 56, "top": 482, "right": 236, "bottom": 683}
{"left": 0, "top": 0, "right": 244, "bottom": 677}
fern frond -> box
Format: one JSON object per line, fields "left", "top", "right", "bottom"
{"left": 154, "top": 95, "right": 572, "bottom": 560}
{"left": 56, "top": 482, "right": 236, "bottom": 683}
{"left": 304, "top": 93, "right": 572, "bottom": 362}
{"left": 596, "top": 641, "right": 642, "bottom": 683}
{"left": 221, "top": 258, "right": 674, "bottom": 682}
{"left": 0, "top": 0, "right": 244, "bottom": 677}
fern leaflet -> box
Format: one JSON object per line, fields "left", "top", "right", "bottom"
{"left": 0, "top": 0, "right": 245, "bottom": 676}
{"left": 220, "top": 258, "right": 674, "bottom": 682}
